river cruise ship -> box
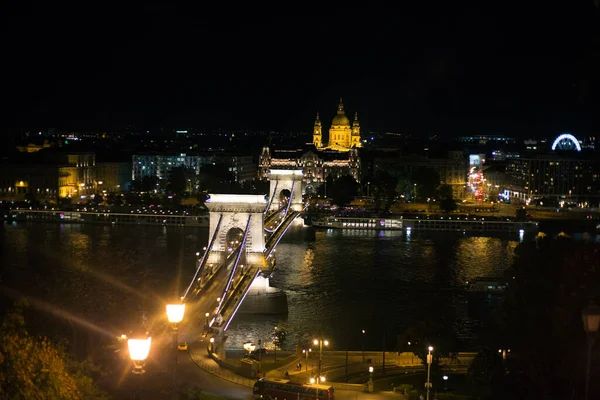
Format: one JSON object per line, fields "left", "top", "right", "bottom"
{"left": 4, "top": 209, "right": 209, "bottom": 227}
{"left": 312, "top": 215, "right": 539, "bottom": 233}
{"left": 403, "top": 217, "right": 538, "bottom": 233}
{"left": 312, "top": 216, "right": 403, "bottom": 230}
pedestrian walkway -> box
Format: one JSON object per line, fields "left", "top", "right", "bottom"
{"left": 188, "top": 343, "right": 255, "bottom": 388}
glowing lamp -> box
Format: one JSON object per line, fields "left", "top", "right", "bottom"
{"left": 243, "top": 342, "right": 256, "bottom": 353}
{"left": 128, "top": 337, "right": 152, "bottom": 361}
{"left": 166, "top": 303, "right": 186, "bottom": 324}
{"left": 582, "top": 303, "right": 600, "bottom": 334}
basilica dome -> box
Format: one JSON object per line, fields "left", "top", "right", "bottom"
{"left": 331, "top": 98, "right": 350, "bottom": 126}
{"left": 331, "top": 113, "right": 350, "bottom": 126}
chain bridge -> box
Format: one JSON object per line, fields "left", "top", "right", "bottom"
{"left": 180, "top": 169, "right": 304, "bottom": 343}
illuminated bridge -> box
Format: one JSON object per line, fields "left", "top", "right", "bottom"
{"left": 180, "top": 170, "right": 303, "bottom": 346}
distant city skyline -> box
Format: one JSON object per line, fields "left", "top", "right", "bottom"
{"left": 3, "top": 3, "right": 599, "bottom": 137}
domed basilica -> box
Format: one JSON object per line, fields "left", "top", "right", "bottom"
{"left": 258, "top": 98, "right": 361, "bottom": 191}
{"left": 313, "top": 98, "right": 361, "bottom": 151}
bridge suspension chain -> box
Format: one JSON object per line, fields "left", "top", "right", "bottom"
{"left": 216, "top": 214, "right": 252, "bottom": 316}
{"left": 181, "top": 213, "right": 223, "bottom": 300}
{"left": 264, "top": 180, "right": 278, "bottom": 215}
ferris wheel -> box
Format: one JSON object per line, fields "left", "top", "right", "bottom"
{"left": 551, "top": 133, "right": 581, "bottom": 151}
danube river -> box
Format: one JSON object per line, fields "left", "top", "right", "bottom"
{"left": 1, "top": 220, "right": 534, "bottom": 353}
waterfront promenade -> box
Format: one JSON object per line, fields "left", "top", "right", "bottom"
{"left": 185, "top": 335, "right": 475, "bottom": 398}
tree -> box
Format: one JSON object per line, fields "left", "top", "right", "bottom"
{"left": 88, "top": 193, "right": 104, "bottom": 207}
{"left": 272, "top": 327, "right": 288, "bottom": 350}
{"left": 24, "top": 192, "right": 39, "bottom": 206}
{"left": 395, "top": 320, "right": 461, "bottom": 360}
{"left": 410, "top": 167, "right": 439, "bottom": 201}
{"left": 479, "top": 237, "right": 600, "bottom": 399}
{"left": 438, "top": 184, "right": 457, "bottom": 213}
{"left": 199, "top": 163, "right": 237, "bottom": 196}
{"left": 106, "top": 192, "right": 123, "bottom": 206}
{"left": 371, "top": 170, "right": 398, "bottom": 215}
{"left": 394, "top": 171, "right": 413, "bottom": 199}
{"left": 329, "top": 175, "right": 359, "bottom": 207}
{"left": 316, "top": 175, "right": 334, "bottom": 199}
{"left": 467, "top": 348, "right": 506, "bottom": 399}
{"left": 131, "top": 176, "right": 158, "bottom": 193}
{"left": 0, "top": 303, "right": 108, "bottom": 400}
{"left": 166, "top": 166, "right": 189, "bottom": 195}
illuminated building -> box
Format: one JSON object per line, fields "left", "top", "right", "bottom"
{"left": 0, "top": 151, "right": 96, "bottom": 203}
{"left": 313, "top": 98, "right": 361, "bottom": 150}
{"left": 504, "top": 133, "right": 600, "bottom": 202}
{"left": 259, "top": 99, "right": 362, "bottom": 193}
{"left": 258, "top": 144, "right": 360, "bottom": 194}
{"left": 372, "top": 151, "right": 468, "bottom": 199}
{"left": 96, "top": 162, "right": 131, "bottom": 193}
{"left": 132, "top": 152, "right": 256, "bottom": 184}
{"left": 505, "top": 156, "right": 600, "bottom": 202}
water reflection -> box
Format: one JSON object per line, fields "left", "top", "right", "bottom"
{"left": 227, "top": 226, "right": 523, "bottom": 350}
{"left": 2, "top": 222, "right": 526, "bottom": 353}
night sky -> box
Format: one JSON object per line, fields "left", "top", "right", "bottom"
{"left": 3, "top": 2, "right": 600, "bottom": 137}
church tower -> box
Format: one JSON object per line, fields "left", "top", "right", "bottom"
{"left": 351, "top": 112, "right": 361, "bottom": 148}
{"left": 313, "top": 112, "right": 322, "bottom": 148}
{"left": 328, "top": 98, "right": 352, "bottom": 149}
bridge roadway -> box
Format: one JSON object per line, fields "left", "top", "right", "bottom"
{"left": 179, "top": 207, "right": 300, "bottom": 342}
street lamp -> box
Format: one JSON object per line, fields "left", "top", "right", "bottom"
{"left": 425, "top": 346, "right": 433, "bottom": 400}
{"left": 303, "top": 348, "right": 312, "bottom": 371}
{"left": 368, "top": 366, "right": 374, "bottom": 392}
{"left": 128, "top": 335, "right": 152, "bottom": 400}
{"left": 582, "top": 303, "right": 600, "bottom": 400}
{"left": 313, "top": 338, "right": 329, "bottom": 381}
{"left": 205, "top": 312, "right": 210, "bottom": 331}
{"left": 310, "top": 376, "right": 326, "bottom": 400}
{"left": 166, "top": 303, "right": 185, "bottom": 396}
{"left": 361, "top": 329, "right": 366, "bottom": 362}
{"left": 273, "top": 327, "right": 278, "bottom": 362}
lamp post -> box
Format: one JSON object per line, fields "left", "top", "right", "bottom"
{"left": 313, "top": 338, "right": 329, "bottom": 381}
{"left": 582, "top": 303, "right": 600, "bottom": 400}
{"left": 166, "top": 303, "right": 185, "bottom": 398}
{"left": 310, "top": 376, "right": 326, "bottom": 400}
{"left": 273, "top": 327, "right": 278, "bottom": 363}
{"left": 205, "top": 312, "right": 210, "bottom": 331}
{"left": 368, "top": 366, "right": 374, "bottom": 393}
{"left": 425, "top": 346, "right": 433, "bottom": 400}
{"left": 128, "top": 335, "right": 152, "bottom": 400}
{"left": 303, "top": 348, "right": 312, "bottom": 371}
{"left": 361, "top": 329, "right": 366, "bottom": 362}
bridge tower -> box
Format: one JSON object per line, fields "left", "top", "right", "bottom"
{"left": 204, "top": 194, "right": 267, "bottom": 268}
{"left": 267, "top": 169, "right": 303, "bottom": 213}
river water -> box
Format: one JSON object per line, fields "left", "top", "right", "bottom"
{"left": 1, "top": 220, "right": 528, "bottom": 354}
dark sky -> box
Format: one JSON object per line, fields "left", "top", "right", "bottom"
{"left": 3, "top": 2, "right": 600, "bottom": 137}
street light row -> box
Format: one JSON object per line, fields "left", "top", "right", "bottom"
{"left": 126, "top": 307, "right": 460, "bottom": 400}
